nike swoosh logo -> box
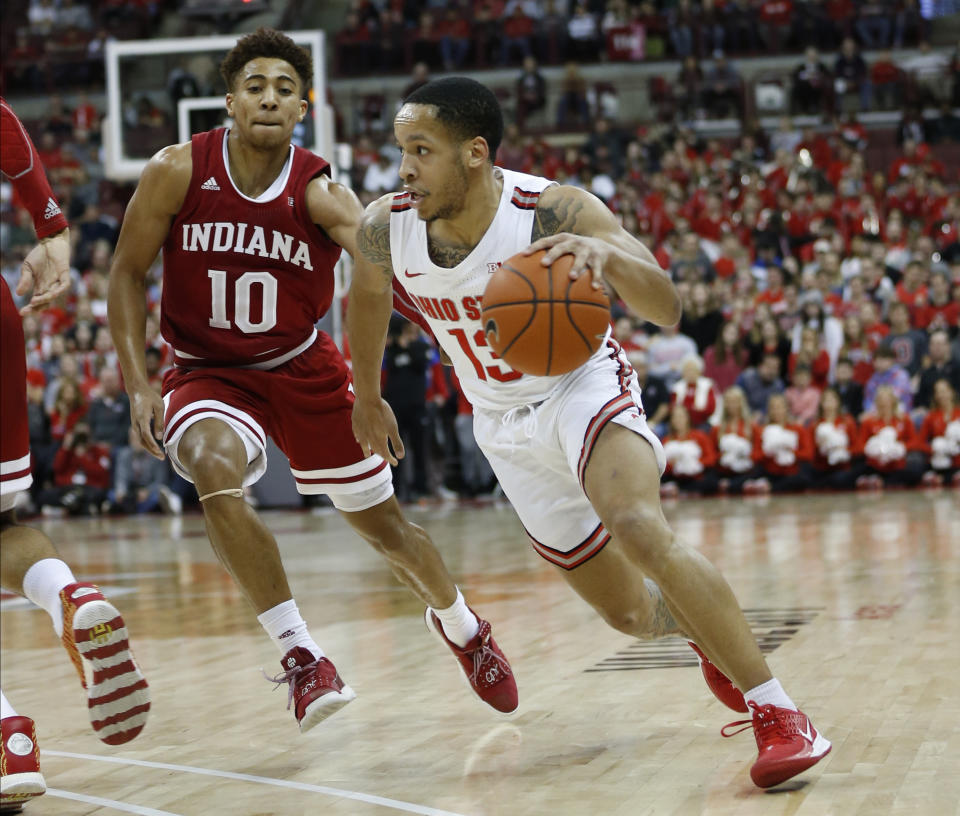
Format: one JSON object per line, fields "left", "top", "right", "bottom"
{"left": 798, "top": 719, "right": 814, "bottom": 743}
{"left": 403, "top": 269, "right": 427, "bottom": 278}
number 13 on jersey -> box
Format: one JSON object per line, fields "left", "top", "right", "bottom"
{"left": 447, "top": 327, "right": 522, "bottom": 382}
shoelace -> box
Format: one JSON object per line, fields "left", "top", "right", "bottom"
{"left": 468, "top": 629, "right": 512, "bottom": 686}
{"left": 263, "top": 658, "right": 319, "bottom": 711}
{"left": 721, "top": 701, "right": 791, "bottom": 741}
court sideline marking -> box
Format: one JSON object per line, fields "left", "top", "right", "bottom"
{"left": 43, "top": 750, "right": 471, "bottom": 816}
{"left": 47, "top": 788, "right": 184, "bottom": 816}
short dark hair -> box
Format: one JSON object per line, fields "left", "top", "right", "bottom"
{"left": 404, "top": 77, "right": 503, "bottom": 162}
{"left": 220, "top": 28, "right": 312, "bottom": 93}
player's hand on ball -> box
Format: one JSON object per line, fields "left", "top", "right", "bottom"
{"left": 524, "top": 232, "right": 608, "bottom": 290}
{"left": 352, "top": 397, "right": 405, "bottom": 466}
{"left": 129, "top": 384, "right": 166, "bottom": 460}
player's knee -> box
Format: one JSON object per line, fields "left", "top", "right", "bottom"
{"left": 597, "top": 604, "right": 649, "bottom": 638}
{"left": 179, "top": 428, "right": 246, "bottom": 488}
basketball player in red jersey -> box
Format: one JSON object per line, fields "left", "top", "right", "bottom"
{"left": 108, "top": 29, "right": 516, "bottom": 733}
{"left": 348, "top": 78, "right": 831, "bottom": 789}
{"left": 1, "top": 98, "right": 150, "bottom": 810}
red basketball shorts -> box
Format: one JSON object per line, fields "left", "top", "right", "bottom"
{"left": 1, "top": 279, "right": 32, "bottom": 512}
{"left": 161, "top": 333, "right": 391, "bottom": 511}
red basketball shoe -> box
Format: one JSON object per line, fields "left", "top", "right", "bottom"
{"left": 267, "top": 647, "right": 356, "bottom": 733}
{"left": 722, "top": 702, "right": 831, "bottom": 788}
{"left": 1, "top": 716, "right": 45, "bottom": 810}
{"left": 60, "top": 583, "right": 150, "bottom": 745}
{"left": 688, "top": 642, "right": 747, "bottom": 712}
{"left": 425, "top": 608, "right": 518, "bottom": 714}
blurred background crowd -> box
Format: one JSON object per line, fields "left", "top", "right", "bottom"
{"left": 2, "top": 0, "right": 959, "bottom": 515}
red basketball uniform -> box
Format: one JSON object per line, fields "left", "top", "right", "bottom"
{"left": 160, "top": 129, "right": 389, "bottom": 505}
{"left": 1, "top": 277, "right": 32, "bottom": 510}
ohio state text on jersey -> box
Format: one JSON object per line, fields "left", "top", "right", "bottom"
{"left": 161, "top": 128, "right": 341, "bottom": 368}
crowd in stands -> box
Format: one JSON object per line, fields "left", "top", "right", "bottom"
{"left": 2, "top": 5, "right": 960, "bottom": 513}
{"left": 3, "top": 0, "right": 173, "bottom": 92}
{"left": 334, "top": 0, "right": 938, "bottom": 76}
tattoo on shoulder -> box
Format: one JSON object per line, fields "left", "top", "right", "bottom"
{"left": 357, "top": 210, "right": 393, "bottom": 282}
{"left": 531, "top": 193, "right": 585, "bottom": 242}
{"left": 427, "top": 239, "right": 472, "bottom": 269}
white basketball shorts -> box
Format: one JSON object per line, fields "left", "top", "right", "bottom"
{"left": 472, "top": 337, "right": 666, "bottom": 570}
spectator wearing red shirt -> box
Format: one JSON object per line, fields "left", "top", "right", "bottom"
{"left": 71, "top": 91, "right": 98, "bottom": 134}
{"left": 788, "top": 325, "right": 831, "bottom": 389}
{"left": 838, "top": 314, "right": 876, "bottom": 386}
{"left": 758, "top": 0, "right": 794, "bottom": 51}
{"left": 810, "top": 387, "right": 864, "bottom": 489}
{"left": 755, "top": 266, "right": 787, "bottom": 309}
{"left": 857, "top": 384, "right": 925, "bottom": 488}
{"left": 438, "top": 6, "right": 472, "bottom": 70}
{"left": 670, "top": 355, "right": 721, "bottom": 428}
{"left": 500, "top": 5, "right": 534, "bottom": 65}
{"left": 38, "top": 422, "right": 112, "bottom": 516}
{"left": 917, "top": 379, "right": 960, "bottom": 486}
{"left": 870, "top": 50, "right": 901, "bottom": 109}
{"left": 712, "top": 386, "right": 761, "bottom": 493}
{"left": 660, "top": 404, "right": 719, "bottom": 498}
{"left": 691, "top": 191, "right": 733, "bottom": 243}
{"left": 703, "top": 321, "right": 748, "bottom": 392}
{"left": 859, "top": 301, "right": 890, "bottom": 348}
{"left": 913, "top": 270, "right": 958, "bottom": 332}
{"left": 748, "top": 393, "right": 814, "bottom": 493}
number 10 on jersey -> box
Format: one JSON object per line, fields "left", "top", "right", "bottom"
{"left": 208, "top": 269, "right": 278, "bottom": 333}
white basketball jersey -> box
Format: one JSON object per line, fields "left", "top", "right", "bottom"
{"left": 390, "top": 167, "right": 609, "bottom": 411}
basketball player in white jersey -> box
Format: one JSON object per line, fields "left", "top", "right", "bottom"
{"left": 348, "top": 77, "right": 831, "bottom": 789}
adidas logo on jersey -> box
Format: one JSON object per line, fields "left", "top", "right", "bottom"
{"left": 43, "top": 197, "right": 62, "bottom": 219}
{"left": 201, "top": 176, "right": 220, "bottom": 191}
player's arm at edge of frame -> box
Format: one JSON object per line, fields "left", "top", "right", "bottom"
{"left": 532, "top": 184, "right": 681, "bottom": 327}
{"left": 345, "top": 193, "right": 396, "bottom": 401}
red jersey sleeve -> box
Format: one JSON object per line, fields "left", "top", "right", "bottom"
{"left": 0, "top": 98, "right": 68, "bottom": 239}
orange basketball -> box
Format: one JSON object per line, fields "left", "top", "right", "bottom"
{"left": 482, "top": 250, "right": 611, "bottom": 377}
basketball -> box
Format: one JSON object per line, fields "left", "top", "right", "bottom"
{"left": 482, "top": 250, "right": 611, "bottom": 377}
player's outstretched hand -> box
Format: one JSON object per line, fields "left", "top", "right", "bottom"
{"left": 17, "top": 228, "right": 72, "bottom": 315}
{"left": 352, "top": 396, "right": 405, "bottom": 466}
{"left": 524, "top": 232, "right": 608, "bottom": 290}
{"left": 129, "top": 384, "right": 166, "bottom": 460}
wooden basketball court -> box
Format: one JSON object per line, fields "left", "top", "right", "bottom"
{"left": 2, "top": 490, "right": 958, "bottom": 815}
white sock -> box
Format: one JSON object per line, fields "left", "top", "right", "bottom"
{"left": 22, "top": 558, "right": 77, "bottom": 637}
{"left": 745, "top": 677, "right": 797, "bottom": 711}
{"left": 1, "top": 690, "right": 16, "bottom": 720}
{"left": 431, "top": 588, "right": 479, "bottom": 647}
{"left": 257, "top": 600, "right": 323, "bottom": 661}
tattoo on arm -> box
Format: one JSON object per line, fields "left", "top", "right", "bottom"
{"left": 643, "top": 578, "right": 683, "bottom": 639}
{"left": 531, "top": 194, "right": 585, "bottom": 242}
{"left": 357, "top": 212, "right": 393, "bottom": 285}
